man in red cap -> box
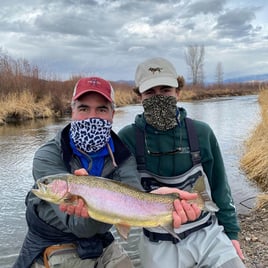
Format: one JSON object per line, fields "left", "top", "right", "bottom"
{"left": 14, "top": 76, "right": 200, "bottom": 268}
{"left": 14, "top": 76, "right": 142, "bottom": 268}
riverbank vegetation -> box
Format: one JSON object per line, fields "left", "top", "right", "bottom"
{"left": 240, "top": 89, "right": 268, "bottom": 195}
{"left": 0, "top": 52, "right": 266, "bottom": 125}
{"left": 238, "top": 89, "right": 268, "bottom": 268}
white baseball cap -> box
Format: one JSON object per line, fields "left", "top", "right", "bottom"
{"left": 135, "top": 57, "right": 178, "bottom": 93}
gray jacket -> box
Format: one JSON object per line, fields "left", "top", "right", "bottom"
{"left": 27, "top": 123, "right": 142, "bottom": 238}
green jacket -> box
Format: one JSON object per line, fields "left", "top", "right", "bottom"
{"left": 118, "top": 107, "right": 240, "bottom": 240}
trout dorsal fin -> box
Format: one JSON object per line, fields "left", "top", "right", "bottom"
{"left": 192, "top": 175, "right": 205, "bottom": 193}
{"left": 165, "top": 193, "right": 180, "bottom": 199}
{"left": 192, "top": 175, "right": 219, "bottom": 212}
{"left": 192, "top": 175, "right": 210, "bottom": 201}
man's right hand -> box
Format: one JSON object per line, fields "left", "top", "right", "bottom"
{"left": 151, "top": 187, "right": 201, "bottom": 228}
{"left": 59, "top": 169, "right": 89, "bottom": 218}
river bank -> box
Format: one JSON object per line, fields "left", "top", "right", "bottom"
{"left": 238, "top": 202, "right": 268, "bottom": 267}
{"left": 238, "top": 89, "right": 268, "bottom": 268}
{"left": 0, "top": 83, "right": 263, "bottom": 125}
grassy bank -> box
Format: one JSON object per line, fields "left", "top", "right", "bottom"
{"left": 1, "top": 50, "right": 266, "bottom": 123}
{"left": 238, "top": 90, "right": 268, "bottom": 268}
{"left": 0, "top": 79, "right": 263, "bottom": 125}
{"left": 0, "top": 51, "right": 265, "bottom": 124}
{"left": 0, "top": 91, "right": 54, "bottom": 123}
{"left": 240, "top": 89, "right": 268, "bottom": 208}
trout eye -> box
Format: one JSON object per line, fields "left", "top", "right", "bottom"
{"left": 43, "top": 178, "right": 50, "bottom": 185}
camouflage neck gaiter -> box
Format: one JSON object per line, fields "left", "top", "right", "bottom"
{"left": 142, "top": 95, "right": 178, "bottom": 131}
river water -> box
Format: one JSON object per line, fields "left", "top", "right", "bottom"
{"left": 0, "top": 95, "right": 261, "bottom": 267}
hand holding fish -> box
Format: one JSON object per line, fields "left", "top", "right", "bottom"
{"left": 151, "top": 187, "right": 201, "bottom": 228}
{"left": 60, "top": 197, "right": 90, "bottom": 218}
{"left": 59, "top": 168, "right": 90, "bottom": 218}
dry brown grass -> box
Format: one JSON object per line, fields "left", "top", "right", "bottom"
{"left": 240, "top": 89, "right": 268, "bottom": 191}
{"left": 111, "top": 82, "right": 138, "bottom": 107}
{"left": 0, "top": 50, "right": 266, "bottom": 123}
{"left": 255, "top": 193, "right": 268, "bottom": 209}
{"left": 240, "top": 88, "right": 268, "bottom": 210}
{"left": 0, "top": 90, "right": 54, "bottom": 122}
{"left": 180, "top": 83, "right": 261, "bottom": 101}
{"left": 0, "top": 81, "right": 264, "bottom": 123}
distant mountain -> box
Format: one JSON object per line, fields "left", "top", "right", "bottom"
{"left": 224, "top": 73, "right": 268, "bottom": 83}
{"left": 114, "top": 80, "right": 135, "bottom": 86}
{"left": 115, "top": 73, "right": 268, "bottom": 86}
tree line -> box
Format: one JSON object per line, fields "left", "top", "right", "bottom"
{"left": 184, "top": 44, "right": 224, "bottom": 86}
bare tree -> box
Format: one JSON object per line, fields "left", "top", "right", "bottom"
{"left": 215, "top": 62, "right": 224, "bottom": 85}
{"left": 184, "top": 44, "right": 205, "bottom": 85}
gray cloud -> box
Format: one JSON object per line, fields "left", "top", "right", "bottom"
{"left": 185, "top": 0, "right": 227, "bottom": 16}
{"left": 0, "top": 0, "right": 267, "bottom": 81}
{"left": 214, "top": 8, "right": 257, "bottom": 39}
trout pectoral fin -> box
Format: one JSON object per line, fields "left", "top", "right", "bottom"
{"left": 63, "top": 193, "right": 79, "bottom": 205}
{"left": 115, "top": 224, "right": 131, "bottom": 240}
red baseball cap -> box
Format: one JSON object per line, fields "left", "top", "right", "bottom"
{"left": 72, "top": 77, "right": 115, "bottom": 103}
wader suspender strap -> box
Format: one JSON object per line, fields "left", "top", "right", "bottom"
{"left": 185, "top": 117, "right": 202, "bottom": 165}
{"left": 135, "top": 118, "right": 201, "bottom": 170}
{"left": 135, "top": 124, "right": 146, "bottom": 170}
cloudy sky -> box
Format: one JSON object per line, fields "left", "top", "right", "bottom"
{"left": 0, "top": 0, "right": 267, "bottom": 82}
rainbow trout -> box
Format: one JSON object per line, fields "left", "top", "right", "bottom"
{"left": 32, "top": 174, "right": 218, "bottom": 240}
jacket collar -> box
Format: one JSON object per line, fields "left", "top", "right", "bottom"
{"left": 60, "top": 123, "right": 131, "bottom": 173}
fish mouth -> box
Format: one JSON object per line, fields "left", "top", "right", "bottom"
{"left": 32, "top": 179, "right": 70, "bottom": 204}
{"left": 32, "top": 181, "right": 60, "bottom": 203}
{"left": 37, "top": 181, "right": 48, "bottom": 192}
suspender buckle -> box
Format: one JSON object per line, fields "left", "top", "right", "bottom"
{"left": 191, "top": 151, "right": 201, "bottom": 165}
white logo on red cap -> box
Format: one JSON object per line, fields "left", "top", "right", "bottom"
{"left": 88, "top": 78, "right": 101, "bottom": 87}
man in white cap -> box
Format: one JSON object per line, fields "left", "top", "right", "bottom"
{"left": 118, "top": 58, "right": 246, "bottom": 268}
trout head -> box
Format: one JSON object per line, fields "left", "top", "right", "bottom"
{"left": 31, "top": 177, "right": 69, "bottom": 204}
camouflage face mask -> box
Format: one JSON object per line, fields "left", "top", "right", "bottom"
{"left": 142, "top": 95, "right": 178, "bottom": 131}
